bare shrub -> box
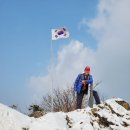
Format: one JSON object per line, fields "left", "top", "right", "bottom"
{"left": 41, "top": 87, "right": 76, "bottom": 112}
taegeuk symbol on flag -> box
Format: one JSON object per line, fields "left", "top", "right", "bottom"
{"left": 51, "top": 27, "right": 69, "bottom": 40}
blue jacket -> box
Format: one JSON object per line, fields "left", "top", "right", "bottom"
{"left": 74, "top": 73, "right": 93, "bottom": 93}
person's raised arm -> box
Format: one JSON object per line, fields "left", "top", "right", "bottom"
{"left": 74, "top": 74, "right": 81, "bottom": 91}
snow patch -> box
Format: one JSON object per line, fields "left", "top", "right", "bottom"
{"left": 0, "top": 98, "right": 130, "bottom": 130}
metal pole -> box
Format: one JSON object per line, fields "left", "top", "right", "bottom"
{"left": 50, "top": 35, "right": 54, "bottom": 112}
{"left": 88, "top": 84, "right": 94, "bottom": 108}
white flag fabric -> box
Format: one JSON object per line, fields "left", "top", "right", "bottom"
{"left": 51, "top": 27, "right": 69, "bottom": 40}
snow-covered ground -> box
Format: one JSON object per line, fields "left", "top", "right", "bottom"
{"left": 0, "top": 98, "right": 130, "bottom": 130}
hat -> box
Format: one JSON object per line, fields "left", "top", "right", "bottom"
{"left": 84, "top": 66, "right": 90, "bottom": 71}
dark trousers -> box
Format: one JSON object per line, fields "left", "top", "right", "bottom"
{"left": 76, "top": 90, "right": 101, "bottom": 109}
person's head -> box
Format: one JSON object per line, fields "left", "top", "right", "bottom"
{"left": 84, "top": 65, "right": 90, "bottom": 75}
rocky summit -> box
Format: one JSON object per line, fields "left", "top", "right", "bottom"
{"left": 0, "top": 98, "right": 130, "bottom": 130}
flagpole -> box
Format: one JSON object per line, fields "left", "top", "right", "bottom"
{"left": 50, "top": 31, "right": 54, "bottom": 112}
{"left": 50, "top": 27, "right": 69, "bottom": 112}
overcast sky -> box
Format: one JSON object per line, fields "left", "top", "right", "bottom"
{"left": 0, "top": 0, "right": 130, "bottom": 111}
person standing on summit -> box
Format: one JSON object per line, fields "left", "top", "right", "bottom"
{"left": 74, "top": 66, "right": 101, "bottom": 109}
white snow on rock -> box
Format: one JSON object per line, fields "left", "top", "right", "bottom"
{"left": 0, "top": 98, "right": 130, "bottom": 130}
{"left": 0, "top": 103, "right": 33, "bottom": 130}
